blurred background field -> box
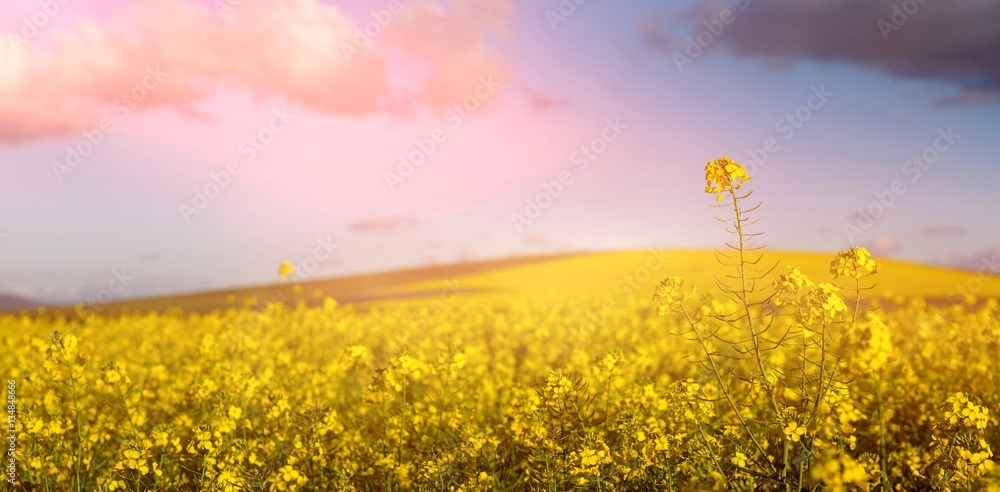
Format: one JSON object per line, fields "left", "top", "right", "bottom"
{"left": 18, "top": 250, "right": 998, "bottom": 317}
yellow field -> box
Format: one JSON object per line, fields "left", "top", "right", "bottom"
{"left": 57, "top": 249, "right": 1000, "bottom": 317}
{"left": 378, "top": 249, "right": 1000, "bottom": 303}
{"left": 4, "top": 158, "right": 999, "bottom": 490}
{"left": 4, "top": 247, "right": 999, "bottom": 491}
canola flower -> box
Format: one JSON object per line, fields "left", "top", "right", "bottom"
{"left": 2, "top": 277, "right": 998, "bottom": 490}
{"left": 704, "top": 155, "right": 751, "bottom": 201}
{"left": 650, "top": 156, "right": 999, "bottom": 490}
{"left": 946, "top": 392, "right": 991, "bottom": 430}
{"left": 279, "top": 261, "right": 295, "bottom": 281}
{"left": 1, "top": 157, "right": 997, "bottom": 490}
{"left": 831, "top": 246, "right": 880, "bottom": 280}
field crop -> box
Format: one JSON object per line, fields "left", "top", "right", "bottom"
{"left": 2, "top": 158, "right": 998, "bottom": 491}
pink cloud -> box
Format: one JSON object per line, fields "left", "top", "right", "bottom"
{"left": 520, "top": 85, "right": 571, "bottom": 112}
{"left": 864, "top": 234, "right": 901, "bottom": 256}
{"left": 0, "top": 0, "right": 512, "bottom": 143}
{"left": 921, "top": 226, "right": 967, "bottom": 237}
{"left": 946, "top": 247, "right": 1000, "bottom": 274}
{"left": 349, "top": 215, "right": 417, "bottom": 232}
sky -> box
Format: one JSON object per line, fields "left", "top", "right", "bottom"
{"left": 1, "top": 0, "right": 999, "bottom": 304}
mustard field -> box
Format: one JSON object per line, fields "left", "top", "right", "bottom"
{"left": 2, "top": 158, "right": 998, "bottom": 491}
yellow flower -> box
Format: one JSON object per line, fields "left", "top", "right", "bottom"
{"left": 45, "top": 331, "right": 81, "bottom": 366}
{"left": 477, "top": 471, "right": 494, "bottom": 488}
{"left": 100, "top": 361, "right": 131, "bottom": 389}
{"left": 104, "top": 479, "right": 126, "bottom": 491}
{"left": 732, "top": 451, "right": 748, "bottom": 469}
{"left": 652, "top": 276, "right": 696, "bottom": 315}
{"left": 809, "top": 449, "right": 870, "bottom": 490}
{"left": 944, "top": 392, "right": 990, "bottom": 430}
{"left": 799, "top": 283, "right": 847, "bottom": 324}
{"left": 831, "top": 246, "right": 880, "bottom": 279}
{"left": 272, "top": 464, "right": 308, "bottom": 491}
{"left": 851, "top": 313, "right": 893, "bottom": 374}
{"left": 773, "top": 266, "right": 814, "bottom": 305}
{"left": 704, "top": 156, "right": 751, "bottom": 201}
{"left": 783, "top": 421, "right": 807, "bottom": 442}
{"left": 279, "top": 261, "right": 294, "bottom": 281}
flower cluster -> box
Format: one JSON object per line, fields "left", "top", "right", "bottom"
{"left": 100, "top": 361, "right": 132, "bottom": 390}
{"left": 945, "top": 392, "right": 990, "bottom": 430}
{"left": 830, "top": 246, "right": 880, "bottom": 279}
{"left": 848, "top": 313, "right": 893, "bottom": 374}
{"left": 652, "top": 276, "right": 695, "bottom": 315}
{"left": 809, "top": 449, "right": 871, "bottom": 491}
{"left": 1, "top": 261, "right": 996, "bottom": 490}
{"left": 773, "top": 266, "right": 815, "bottom": 305}
{"left": 704, "top": 156, "right": 751, "bottom": 201}
{"left": 956, "top": 440, "right": 994, "bottom": 474}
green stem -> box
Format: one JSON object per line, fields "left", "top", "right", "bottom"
{"left": 118, "top": 383, "right": 140, "bottom": 446}
{"left": 399, "top": 381, "right": 406, "bottom": 464}
{"left": 680, "top": 305, "right": 775, "bottom": 474}
{"left": 729, "top": 190, "right": 782, "bottom": 420}
{"left": 602, "top": 369, "right": 614, "bottom": 437}
{"left": 876, "top": 374, "right": 889, "bottom": 490}
{"left": 696, "top": 422, "right": 727, "bottom": 481}
{"left": 66, "top": 362, "right": 84, "bottom": 492}
{"left": 852, "top": 277, "right": 861, "bottom": 325}
{"left": 805, "top": 324, "right": 831, "bottom": 428}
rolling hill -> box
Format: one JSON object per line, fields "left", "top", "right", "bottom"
{"left": 30, "top": 250, "right": 1000, "bottom": 317}
{"left": 0, "top": 294, "right": 42, "bottom": 313}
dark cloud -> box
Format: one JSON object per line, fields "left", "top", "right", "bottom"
{"left": 934, "top": 88, "right": 1000, "bottom": 105}
{"left": 649, "top": 0, "right": 1000, "bottom": 103}
{"left": 921, "top": 226, "right": 967, "bottom": 237}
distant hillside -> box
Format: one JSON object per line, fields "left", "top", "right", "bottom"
{"left": 33, "top": 250, "right": 1000, "bottom": 317}
{"left": 385, "top": 250, "right": 1000, "bottom": 306}
{"left": 0, "top": 294, "right": 43, "bottom": 313}
{"left": 45, "top": 254, "right": 574, "bottom": 316}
